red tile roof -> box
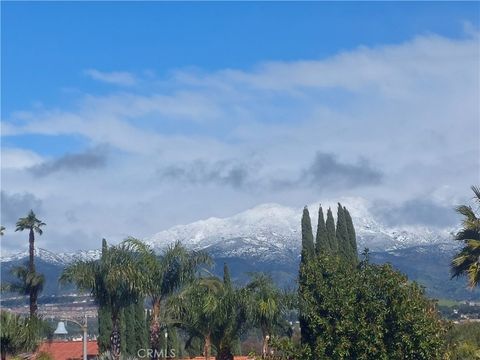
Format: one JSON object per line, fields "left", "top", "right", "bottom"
{"left": 36, "top": 340, "right": 98, "bottom": 360}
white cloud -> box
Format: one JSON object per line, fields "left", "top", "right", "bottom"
{"left": 1, "top": 148, "right": 43, "bottom": 169}
{"left": 84, "top": 69, "right": 138, "bottom": 86}
{"left": 1, "top": 33, "right": 479, "bottom": 251}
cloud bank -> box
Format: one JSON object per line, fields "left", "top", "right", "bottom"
{"left": 1, "top": 33, "right": 478, "bottom": 251}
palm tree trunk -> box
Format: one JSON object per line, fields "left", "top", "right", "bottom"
{"left": 204, "top": 333, "right": 211, "bottom": 360}
{"left": 216, "top": 346, "right": 233, "bottom": 360}
{"left": 29, "top": 228, "right": 37, "bottom": 318}
{"left": 29, "top": 228, "right": 35, "bottom": 273}
{"left": 262, "top": 331, "right": 269, "bottom": 359}
{"left": 30, "top": 288, "right": 38, "bottom": 318}
{"left": 150, "top": 299, "right": 161, "bottom": 360}
{"left": 110, "top": 315, "right": 121, "bottom": 360}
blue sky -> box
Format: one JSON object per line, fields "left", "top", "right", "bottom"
{"left": 1, "top": 2, "right": 479, "bottom": 252}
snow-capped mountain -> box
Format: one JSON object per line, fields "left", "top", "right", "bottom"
{"left": 1, "top": 197, "right": 470, "bottom": 299}
{"left": 1, "top": 197, "right": 456, "bottom": 264}
{"left": 0, "top": 248, "right": 100, "bottom": 265}
{"left": 146, "top": 197, "right": 456, "bottom": 261}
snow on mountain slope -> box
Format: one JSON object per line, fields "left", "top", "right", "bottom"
{"left": 0, "top": 248, "right": 100, "bottom": 265}
{"left": 146, "top": 197, "right": 456, "bottom": 260}
{"left": 1, "top": 197, "right": 456, "bottom": 264}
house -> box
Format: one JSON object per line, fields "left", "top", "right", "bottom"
{"left": 35, "top": 340, "right": 98, "bottom": 360}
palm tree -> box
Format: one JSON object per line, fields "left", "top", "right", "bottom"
{"left": 15, "top": 210, "right": 45, "bottom": 317}
{"left": 451, "top": 186, "right": 480, "bottom": 288}
{"left": 60, "top": 239, "right": 145, "bottom": 360}
{"left": 0, "top": 226, "right": 5, "bottom": 236}
{"left": 124, "top": 238, "right": 211, "bottom": 359}
{"left": 171, "top": 265, "right": 249, "bottom": 360}
{"left": 15, "top": 210, "right": 46, "bottom": 274}
{"left": 245, "top": 274, "right": 292, "bottom": 358}
{"left": 0, "top": 311, "right": 42, "bottom": 360}
{"left": 3, "top": 265, "right": 45, "bottom": 317}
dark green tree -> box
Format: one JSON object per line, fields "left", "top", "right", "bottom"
{"left": 325, "top": 208, "right": 337, "bottom": 253}
{"left": 120, "top": 308, "right": 127, "bottom": 355}
{"left": 134, "top": 299, "right": 148, "bottom": 353}
{"left": 98, "top": 303, "right": 112, "bottom": 353}
{"left": 298, "top": 253, "right": 447, "bottom": 360}
{"left": 344, "top": 207, "right": 358, "bottom": 263}
{"left": 335, "top": 203, "right": 351, "bottom": 262}
{"left": 223, "top": 263, "right": 232, "bottom": 289}
{"left": 124, "top": 304, "right": 136, "bottom": 355}
{"left": 315, "top": 205, "right": 329, "bottom": 254}
{"left": 301, "top": 207, "right": 315, "bottom": 262}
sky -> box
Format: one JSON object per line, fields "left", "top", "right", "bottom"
{"left": 1, "top": 2, "right": 479, "bottom": 253}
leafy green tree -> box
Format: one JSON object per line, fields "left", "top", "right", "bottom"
{"left": 171, "top": 267, "right": 249, "bottom": 360}
{"left": 60, "top": 239, "right": 145, "bottom": 360}
{"left": 451, "top": 185, "right": 480, "bottom": 288}
{"left": 0, "top": 311, "right": 45, "bottom": 360}
{"left": 344, "top": 207, "right": 358, "bottom": 264}
{"left": 325, "top": 208, "right": 337, "bottom": 253}
{"left": 245, "top": 273, "right": 292, "bottom": 358}
{"left": 15, "top": 210, "right": 45, "bottom": 317}
{"left": 301, "top": 207, "right": 315, "bottom": 261}
{"left": 124, "top": 239, "right": 211, "bottom": 358}
{"left": 315, "top": 206, "right": 329, "bottom": 254}
{"left": 298, "top": 252, "right": 447, "bottom": 360}
{"left": 335, "top": 203, "right": 352, "bottom": 262}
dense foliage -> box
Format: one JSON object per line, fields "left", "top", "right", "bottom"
{"left": 295, "top": 204, "right": 448, "bottom": 360}
{"left": 0, "top": 311, "right": 51, "bottom": 360}
{"left": 444, "top": 322, "right": 480, "bottom": 360}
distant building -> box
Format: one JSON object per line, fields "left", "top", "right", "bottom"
{"left": 34, "top": 340, "right": 98, "bottom": 360}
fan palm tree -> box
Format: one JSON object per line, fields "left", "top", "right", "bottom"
{"left": 124, "top": 238, "right": 211, "bottom": 359}
{"left": 15, "top": 210, "right": 45, "bottom": 317}
{"left": 60, "top": 239, "right": 145, "bottom": 360}
{"left": 3, "top": 265, "right": 45, "bottom": 317}
{"left": 0, "top": 311, "right": 42, "bottom": 360}
{"left": 451, "top": 186, "right": 480, "bottom": 288}
{"left": 245, "top": 273, "right": 293, "bottom": 358}
{"left": 15, "top": 210, "right": 45, "bottom": 273}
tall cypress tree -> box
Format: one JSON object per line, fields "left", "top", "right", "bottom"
{"left": 98, "top": 304, "right": 113, "bottom": 353}
{"left": 98, "top": 238, "right": 112, "bottom": 354}
{"left": 336, "top": 203, "right": 350, "bottom": 261}
{"left": 344, "top": 207, "right": 359, "bottom": 264}
{"left": 120, "top": 308, "right": 126, "bottom": 355}
{"left": 134, "top": 299, "right": 148, "bottom": 353}
{"left": 315, "top": 205, "right": 329, "bottom": 254}
{"left": 223, "top": 262, "right": 232, "bottom": 289}
{"left": 299, "top": 206, "right": 315, "bottom": 346}
{"left": 124, "top": 303, "right": 136, "bottom": 355}
{"left": 325, "top": 208, "right": 337, "bottom": 253}
{"left": 301, "top": 206, "right": 315, "bottom": 262}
